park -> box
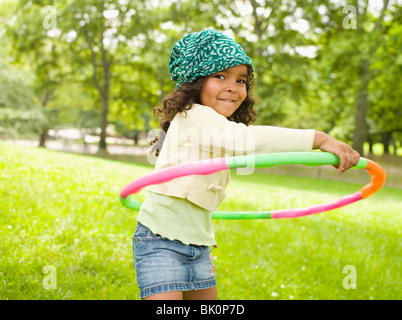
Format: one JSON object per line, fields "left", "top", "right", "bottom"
{"left": 1, "top": 0, "right": 401, "bottom": 300}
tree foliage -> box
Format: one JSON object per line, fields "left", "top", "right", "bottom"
{"left": 0, "top": 60, "right": 44, "bottom": 136}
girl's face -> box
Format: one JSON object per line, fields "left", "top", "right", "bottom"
{"left": 200, "top": 64, "right": 248, "bottom": 118}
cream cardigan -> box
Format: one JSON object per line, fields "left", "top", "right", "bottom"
{"left": 148, "top": 104, "right": 315, "bottom": 211}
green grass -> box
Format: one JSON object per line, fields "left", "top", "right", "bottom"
{"left": 1, "top": 141, "right": 401, "bottom": 300}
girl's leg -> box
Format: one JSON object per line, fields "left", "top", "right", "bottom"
{"left": 183, "top": 286, "right": 217, "bottom": 300}
{"left": 143, "top": 291, "right": 183, "bottom": 300}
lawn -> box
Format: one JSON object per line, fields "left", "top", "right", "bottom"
{"left": 1, "top": 141, "right": 401, "bottom": 300}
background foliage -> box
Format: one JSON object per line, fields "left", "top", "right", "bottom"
{"left": 0, "top": 0, "right": 401, "bottom": 155}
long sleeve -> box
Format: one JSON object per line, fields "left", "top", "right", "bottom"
{"left": 184, "top": 104, "right": 315, "bottom": 157}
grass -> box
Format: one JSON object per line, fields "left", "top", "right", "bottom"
{"left": 1, "top": 141, "right": 401, "bottom": 300}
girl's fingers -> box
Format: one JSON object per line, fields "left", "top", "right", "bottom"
{"left": 338, "top": 150, "right": 360, "bottom": 173}
{"left": 317, "top": 135, "right": 360, "bottom": 174}
{"left": 338, "top": 158, "right": 346, "bottom": 173}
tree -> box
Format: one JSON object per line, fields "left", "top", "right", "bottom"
{"left": 309, "top": 0, "right": 394, "bottom": 155}
{"left": 0, "top": 59, "right": 44, "bottom": 136}
{"left": 4, "top": 0, "right": 65, "bottom": 146}
{"left": 352, "top": 0, "right": 390, "bottom": 155}
{"left": 59, "top": 0, "right": 183, "bottom": 153}
{"left": 368, "top": 5, "right": 402, "bottom": 153}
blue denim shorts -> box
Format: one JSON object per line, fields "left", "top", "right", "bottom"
{"left": 133, "top": 223, "right": 217, "bottom": 299}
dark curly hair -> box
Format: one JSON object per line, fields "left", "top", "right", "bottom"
{"left": 150, "top": 65, "right": 256, "bottom": 156}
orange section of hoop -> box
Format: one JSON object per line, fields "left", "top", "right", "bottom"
{"left": 360, "top": 159, "right": 386, "bottom": 199}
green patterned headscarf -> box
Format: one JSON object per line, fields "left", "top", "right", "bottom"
{"left": 169, "top": 29, "right": 253, "bottom": 88}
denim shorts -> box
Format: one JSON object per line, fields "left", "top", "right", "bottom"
{"left": 133, "top": 223, "right": 217, "bottom": 299}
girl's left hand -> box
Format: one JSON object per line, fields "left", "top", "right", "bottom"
{"left": 314, "top": 131, "right": 361, "bottom": 173}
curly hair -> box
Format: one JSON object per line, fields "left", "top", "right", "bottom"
{"left": 150, "top": 65, "right": 256, "bottom": 156}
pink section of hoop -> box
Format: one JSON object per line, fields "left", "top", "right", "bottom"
{"left": 119, "top": 159, "right": 229, "bottom": 198}
{"left": 271, "top": 191, "right": 363, "bottom": 219}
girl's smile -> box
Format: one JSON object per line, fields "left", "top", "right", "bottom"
{"left": 200, "top": 64, "right": 248, "bottom": 117}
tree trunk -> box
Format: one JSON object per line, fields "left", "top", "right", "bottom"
{"left": 352, "top": 60, "right": 369, "bottom": 155}
{"left": 38, "top": 89, "right": 51, "bottom": 148}
{"left": 97, "top": 37, "right": 111, "bottom": 154}
{"left": 98, "top": 92, "right": 109, "bottom": 152}
{"left": 352, "top": 0, "right": 389, "bottom": 155}
{"left": 367, "top": 134, "right": 373, "bottom": 154}
{"left": 83, "top": 26, "right": 112, "bottom": 155}
{"left": 381, "top": 132, "right": 392, "bottom": 155}
{"left": 39, "top": 123, "right": 48, "bottom": 148}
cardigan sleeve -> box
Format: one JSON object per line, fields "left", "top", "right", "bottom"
{"left": 188, "top": 104, "right": 315, "bottom": 157}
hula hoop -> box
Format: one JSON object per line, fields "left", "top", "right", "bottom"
{"left": 119, "top": 152, "right": 386, "bottom": 219}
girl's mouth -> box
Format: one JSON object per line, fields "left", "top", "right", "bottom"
{"left": 219, "top": 98, "right": 237, "bottom": 102}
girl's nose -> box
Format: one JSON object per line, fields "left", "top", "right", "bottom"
{"left": 225, "top": 80, "right": 238, "bottom": 92}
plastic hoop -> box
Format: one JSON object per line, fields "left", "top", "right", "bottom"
{"left": 119, "top": 152, "right": 386, "bottom": 219}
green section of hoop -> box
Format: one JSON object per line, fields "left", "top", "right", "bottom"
{"left": 212, "top": 211, "right": 272, "bottom": 219}
{"left": 226, "top": 152, "right": 367, "bottom": 170}
{"left": 119, "top": 195, "right": 142, "bottom": 211}
{"left": 356, "top": 157, "right": 368, "bottom": 169}
{"left": 119, "top": 195, "right": 272, "bottom": 218}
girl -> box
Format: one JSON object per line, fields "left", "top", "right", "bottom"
{"left": 133, "top": 29, "right": 360, "bottom": 300}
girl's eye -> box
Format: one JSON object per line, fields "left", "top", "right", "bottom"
{"left": 213, "top": 74, "right": 225, "bottom": 80}
{"left": 237, "top": 79, "right": 246, "bottom": 84}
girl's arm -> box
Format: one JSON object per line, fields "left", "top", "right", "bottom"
{"left": 313, "top": 131, "right": 360, "bottom": 173}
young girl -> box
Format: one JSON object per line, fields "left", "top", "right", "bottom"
{"left": 133, "top": 29, "right": 360, "bottom": 300}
